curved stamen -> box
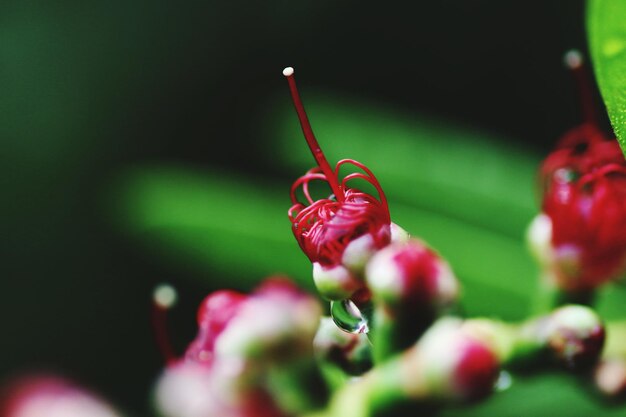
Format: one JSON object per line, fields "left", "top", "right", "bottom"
{"left": 564, "top": 49, "right": 599, "bottom": 131}
{"left": 152, "top": 283, "right": 179, "bottom": 365}
{"left": 284, "top": 67, "right": 344, "bottom": 201}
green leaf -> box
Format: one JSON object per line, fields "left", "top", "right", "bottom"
{"left": 587, "top": 0, "right": 626, "bottom": 156}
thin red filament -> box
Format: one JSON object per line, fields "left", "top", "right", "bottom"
{"left": 567, "top": 53, "right": 598, "bottom": 127}
{"left": 151, "top": 301, "right": 177, "bottom": 366}
{"left": 285, "top": 69, "right": 344, "bottom": 202}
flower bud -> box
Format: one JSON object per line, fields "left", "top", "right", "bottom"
{"left": 290, "top": 187, "right": 392, "bottom": 271}
{"left": 312, "top": 263, "right": 364, "bottom": 301}
{"left": 313, "top": 316, "right": 373, "bottom": 375}
{"left": 0, "top": 374, "right": 122, "bottom": 417}
{"left": 185, "top": 289, "right": 247, "bottom": 366}
{"left": 214, "top": 277, "right": 323, "bottom": 363}
{"left": 404, "top": 317, "right": 500, "bottom": 401}
{"left": 365, "top": 239, "right": 459, "bottom": 312}
{"left": 594, "top": 358, "right": 626, "bottom": 398}
{"left": 154, "top": 360, "right": 285, "bottom": 417}
{"left": 541, "top": 304, "right": 605, "bottom": 369}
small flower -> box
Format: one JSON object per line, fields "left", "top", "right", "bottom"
{"left": 530, "top": 132, "right": 626, "bottom": 291}
{"left": 184, "top": 289, "right": 248, "bottom": 366}
{"left": 540, "top": 304, "right": 605, "bottom": 369}
{"left": 365, "top": 238, "right": 460, "bottom": 313}
{"left": 214, "top": 276, "right": 322, "bottom": 362}
{"left": 283, "top": 67, "right": 394, "bottom": 302}
{"left": 594, "top": 358, "right": 626, "bottom": 398}
{"left": 0, "top": 374, "right": 122, "bottom": 417}
{"left": 408, "top": 317, "right": 500, "bottom": 401}
{"left": 154, "top": 360, "right": 286, "bottom": 417}
{"left": 529, "top": 52, "right": 626, "bottom": 292}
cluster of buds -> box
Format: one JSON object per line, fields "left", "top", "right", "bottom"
{"left": 328, "top": 317, "right": 501, "bottom": 417}
{"left": 0, "top": 374, "right": 122, "bottom": 417}
{"left": 153, "top": 276, "right": 325, "bottom": 417}
{"left": 527, "top": 51, "right": 626, "bottom": 296}
{"left": 463, "top": 304, "right": 606, "bottom": 371}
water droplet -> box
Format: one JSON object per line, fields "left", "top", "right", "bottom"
{"left": 495, "top": 370, "right": 513, "bottom": 392}
{"left": 330, "top": 299, "right": 370, "bottom": 334}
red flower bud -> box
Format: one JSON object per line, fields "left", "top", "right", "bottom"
{"left": 214, "top": 276, "right": 322, "bottom": 362}
{"left": 542, "top": 305, "right": 605, "bottom": 369}
{"left": 154, "top": 361, "right": 287, "bottom": 417}
{"left": 185, "top": 289, "right": 248, "bottom": 366}
{"left": 402, "top": 318, "right": 500, "bottom": 401}
{"left": 365, "top": 239, "right": 459, "bottom": 312}
{"left": 535, "top": 138, "right": 626, "bottom": 290}
{"left": 531, "top": 53, "right": 626, "bottom": 291}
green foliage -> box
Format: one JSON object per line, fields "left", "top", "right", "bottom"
{"left": 587, "top": 0, "right": 626, "bottom": 156}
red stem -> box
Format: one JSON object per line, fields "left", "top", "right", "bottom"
{"left": 284, "top": 68, "right": 344, "bottom": 201}
{"left": 151, "top": 303, "right": 177, "bottom": 365}
{"left": 567, "top": 53, "right": 598, "bottom": 127}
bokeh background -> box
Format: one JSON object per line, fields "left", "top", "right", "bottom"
{"left": 3, "top": 0, "right": 622, "bottom": 416}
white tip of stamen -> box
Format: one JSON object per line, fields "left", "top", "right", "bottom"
{"left": 154, "top": 283, "right": 178, "bottom": 309}
{"left": 283, "top": 67, "right": 294, "bottom": 77}
{"left": 564, "top": 49, "right": 583, "bottom": 69}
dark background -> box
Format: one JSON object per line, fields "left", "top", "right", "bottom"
{"left": 2, "top": 0, "right": 609, "bottom": 415}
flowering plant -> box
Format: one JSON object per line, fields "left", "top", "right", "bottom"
{"left": 5, "top": 2, "right": 626, "bottom": 417}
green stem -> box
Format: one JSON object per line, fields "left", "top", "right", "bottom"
{"left": 369, "top": 306, "right": 435, "bottom": 365}
{"left": 531, "top": 275, "right": 596, "bottom": 315}
{"left": 267, "top": 357, "right": 331, "bottom": 415}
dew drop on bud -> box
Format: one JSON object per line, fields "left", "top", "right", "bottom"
{"left": 330, "top": 299, "right": 370, "bottom": 334}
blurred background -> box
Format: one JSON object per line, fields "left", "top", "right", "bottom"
{"left": 3, "top": 0, "right": 620, "bottom": 416}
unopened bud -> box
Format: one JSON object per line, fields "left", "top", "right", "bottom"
{"left": 542, "top": 305, "right": 605, "bottom": 369}
{"left": 594, "top": 358, "right": 626, "bottom": 398}
{"left": 185, "top": 289, "right": 248, "bottom": 366}
{"left": 215, "top": 277, "right": 322, "bottom": 362}
{"left": 312, "top": 263, "right": 364, "bottom": 301}
{"left": 365, "top": 239, "right": 459, "bottom": 312}
{"left": 404, "top": 318, "right": 500, "bottom": 401}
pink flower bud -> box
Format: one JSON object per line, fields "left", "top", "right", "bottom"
{"left": 185, "top": 289, "right": 248, "bottom": 366}
{"left": 154, "top": 361, "right": 286, "bottom": 417}
{"left": 312, "top": 262, "right": 364, "bottom": 301}
{"left": 541, "top": 304, "right": 605, "bottom": 369}
{"left": 594, "top": 358, "right": 626, "bottom": 398}
{"left": 214, "top": 276, "right": 323, "bottom": 362}
{"left": 0, "top": 374, "right": 122, "bottom": 417}
{"left": 403, "top": 318, "right": 500, "bottom": 401}
{"left": 365, "top": 239, "right": 459, "bottom": 312}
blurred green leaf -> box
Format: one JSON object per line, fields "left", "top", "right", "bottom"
{"left": 442, "top": 372, "right": 623, "bottom": 417}
{"left": 107, "top": 165, "right": 314, "bottom": 291}
{"left": 587, "top": 0, "right": 626, "bottom": 156}
{"left": 110, "top": 164, "right": 540, "bottom": 320}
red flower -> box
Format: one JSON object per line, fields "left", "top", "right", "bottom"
{"left": 288, "top": 161, "right": 391, "bottom": 268}
{"left": 283, "top": 67, "right": 392, "bottom": 272}
{"left": 536, "top": 126, "right": 626, "bottom": 290}
{"left": 185, "top": 289, "right": 248, "bottom": 366}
